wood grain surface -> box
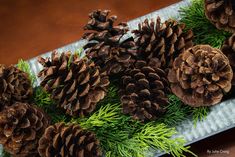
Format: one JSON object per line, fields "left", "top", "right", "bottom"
{"left": 0, "top": 0, "right": 234, "bottom": 156}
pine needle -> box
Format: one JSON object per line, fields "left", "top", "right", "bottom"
{"left": 1, "top": 149, "right": 11, "bottom": 157}
{"left": 97, "top": 84, "right": 120, "bottom": 106}
{"left": 17, "top": 59, "right": 36, "bottom": 85}
{"left": 33, "top": 87, "right": 54, "bottom": 111}
{"left": 158, "top": 95, "right": 210, "bottom": 127}
{"left": 192, "top": 106, "right": 210, "bottom": 126}
{"left": 72, "top": 102, "right": 194, "bottom": 157}
{"left": 158, "top": 95, "right": 192, "bottom": 126}
{"left": 134, "top": 123, "right": 197, "bottom": 157}
{"left": 179, "top": 0, "right": 231, "bottom": 48}
{"left": 33, "top": 87, "right": 70, "bottom": 124}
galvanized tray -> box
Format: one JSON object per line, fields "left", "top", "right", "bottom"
{"left": 1, "top": 0, "right": 235, "bottom": 156}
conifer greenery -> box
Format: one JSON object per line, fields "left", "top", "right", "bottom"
{"left": 17, "top": 59, "right": 36, "bottom": 85}
{"left": 179, "top": 0, "right": 232, "bottom": 48}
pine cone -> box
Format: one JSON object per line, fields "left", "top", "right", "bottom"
{"left": 0, "top": 102, "right": 50, "bottom": 157}
{"left": 83, "top": 9, "right": 137, "bottom": 75}
{"left": 0, "top": 65, "right": 33, "bottom": 110}
{"left": 221, "top": 33, "right": 235, "bottom": 85}
{"left": 38, "top": 51, "right": 109, "bottom": 117}
{"left": 38, "top": 122, "right": 102, "bottom": 157}
{"left": 204, "top": 0, "right": 235, "bottom": 33}
{"left": 132, "top": 17, "right": 194, "bottom": 69}
{"left": 168, "top": 45, "right": 233, "bottom": 107}
{"left": 119, "top": 58, "right": 170, "bottom": 122}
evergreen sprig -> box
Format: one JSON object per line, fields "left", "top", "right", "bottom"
{"left": 161, "top": 95, "right": 210, "bottom": 126}
{"left": 33, "top": 87, "right": 70, "bottom": 124}
{"left": 192, "top": 106, "right": 210, "bottom": 126}
{"left": 134, "top": 123, "right": 197, "bottom": 157}
{"left": 158, "top": 95, "right": 192, "bottom": 126}
{"left": 33, "top": 87, "right": 54, "bottom": 111}
{"left": 179, "top": 0, "right": 231, "bottom": 48}
{"left": 17, "top": 59, "right": 36, "bottom": 85}
{"left": 1, "top": 149, "right": 11, "bottom": 157}
{"left": 72, "top": 97, "right": 195, "bottom": 157}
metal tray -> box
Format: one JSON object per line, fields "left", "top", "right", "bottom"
{"left": 1, "top": 0, "right": 235, "bottom": 156}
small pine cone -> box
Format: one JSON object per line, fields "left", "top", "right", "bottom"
{"left": 221, "top": 33, "right": 235, "bottom": 85}
{"left": 38, "top": 122, "right": 102, "bottom": 157}
{"left": 0, "top": 102, "right": 50, "bottom": 157}
{"left": 0, "top": 65, "right": 33, "bottom": 109}
{"left": 132, "top": 17, "right": 194, "bottom": 69}
{"left": 168, "top": 45, "right": 233, "bottom": 107}
{"left": 83, "top": 9, "right": 137, "bottom": 75}
{"left": 204, "top": 0, "right": 235, "bottom": 33}
{"left": 38, "top": 51, "right": 109, "bottom": 117}
{"left": 119, "top": 58, "right": 170, "bottom": 122}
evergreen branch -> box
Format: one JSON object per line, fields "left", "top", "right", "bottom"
{"left": 33, "top": 87, "right": 70, "bottom": 124}
{"left": 134, "top": 123, "right": 197, "bottom": 157}
{"left": 33, "top": 87, "right": 54, "bottom": 111}
{"left": 72, "top": 103, "right": 122, "bottom": 129}
{"left": 74, "top": 47, "right": 84, "bottom": 57}
{"left": 17, "top": 59, "right": 36, "bottom": 85}
{"left": 179, "top": 0, "right": 231, "bottom": 48}
{"left": 72, "top": 102, "right": 195, "bottom": 157}
{"left": 1, "top": 149, "right": 11, "bottom": 157}
{"left": 97, "top": 84, "right": 120, "bottom": 106}
{"left": 192, "top": 106, "right": 210, "bottom": 126}
{"left": 158, "top": 95, "right": 192, "bottom": 126}
{"left": 159, "top": 95, "right": 210, "bottom": 127}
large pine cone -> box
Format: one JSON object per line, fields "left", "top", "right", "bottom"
{"left": 0, "top": 65, "right": 33, "bottom": 110}
{"left": 132, "top": 17, "right": 194, "bottom": 69}
{"left": 38, "top": 51, "right": 109, "bottom": 117}
{"left": 38, "top": 122, "right": 102, "bottom": 157}
{"left": 83, "top": 9, "right": 137, "bottom": 75}
{"left": 168, "top": 45, "right": 233, "bottom": 107}
{"left": 119, "top": 58, "right": 170, "bottom": 122}
{"left": 0, "top": 102, "right": 50, "bottom": 157}
{"left": 204, "top": 0, "right": 235, "bottom": 33}
{"left": 221, "top": 33, "right": 235, "bottom": 85}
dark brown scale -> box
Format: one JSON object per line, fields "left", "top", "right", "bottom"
{"left": 205, "top": 0, "right": 235, "bottom": 33}
{"left": 119, "top": 58, "right": 170, "bottom": 122}
{"left": 38, "top": 51, "right": 109, "bottom": 117}
{"left": 38, "top": 122, "right": 102, "bottom": 157}
{"left": 0, "top": 102, "right": 50, "bottom": 157}
{"left": 83, "top": 9, "right": 137, "bottom": 75}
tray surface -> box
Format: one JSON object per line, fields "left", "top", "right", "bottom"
{"left": 1, "top": 0, "right": 235, "bottom": 156}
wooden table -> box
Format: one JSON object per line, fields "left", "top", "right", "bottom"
{"left": 0, "top": 0, "right": 234, "bottom": 156}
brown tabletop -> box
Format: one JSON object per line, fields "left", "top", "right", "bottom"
{"left": 0, "top": 0, "right": 234, "bottom": 156}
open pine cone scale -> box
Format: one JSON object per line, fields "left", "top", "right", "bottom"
{"left": 0, "top": 102, "right": 50, "bottom": 157}
{"left": 38, "top": 51, "right": 109, "bottom": 117}
{"left": 119, "top": 58, "right": 170, "bottom": 122}
{"left": 168, "top": 45, "right": 233, "bottom": 107}
{"left": 221, "top": 33, "right": 235, "bottom": 85}
{"left": 205, "top": 0, "right": 235, "bottom": 33}
{"left": 0, "top": 65, "right": 33, "bottom": 110}
{"left": 38, "top": 123, "right": 102, "bottom": 157}
{"left": 132, "top": 17, "right": 194, "bottom": 69}
{"left": 83, "top": 9, "right": 137, "bottom": 75}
